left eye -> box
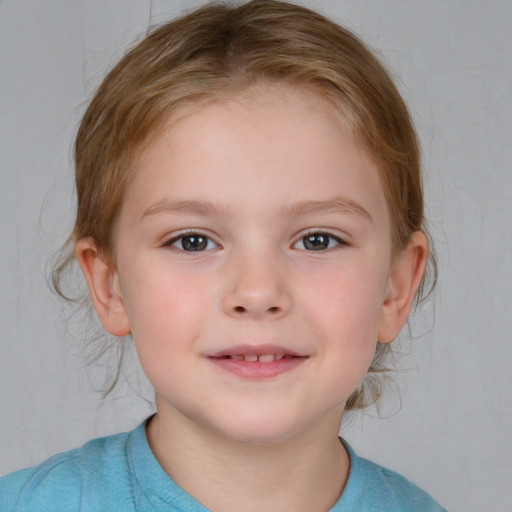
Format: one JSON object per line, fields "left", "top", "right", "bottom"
{"left": 294, "top": 232, "right": 343, "bottom": 251}
{"left": 166, "top": 233, "right": 218, "bottom": 252}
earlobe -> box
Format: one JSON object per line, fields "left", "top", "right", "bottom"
{"left": 377, "top": 231, "right": 428, "bottom": 343}
{"left": 75, "top": 238, "right": 131, "bottom": 337}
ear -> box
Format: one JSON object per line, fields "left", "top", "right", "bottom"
{"left": 377, "top": 231, "right": 428, "bottom": 343}
{"left": 75, "top": 238, "right": 131, "bottom": 337}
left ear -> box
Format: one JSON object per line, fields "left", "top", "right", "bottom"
{"left": 377, "top": 231, "right": 428, "bottom": 343}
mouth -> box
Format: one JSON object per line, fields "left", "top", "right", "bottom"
{"left": 211, "top": 353, "right": 297, "bottom": 362}
{"left": 206, "top": 345, "right": 308, "bottom": 378}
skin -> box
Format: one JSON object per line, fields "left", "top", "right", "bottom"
{"left": 76, "top": 85, "right": 427, "bottom": 512}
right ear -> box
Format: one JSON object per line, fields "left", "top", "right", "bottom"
{"left": 75, "top": 238, "right": 131, "bottom": 337}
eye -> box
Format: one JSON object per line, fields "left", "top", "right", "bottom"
{"left": 294, "top": 232, "right": 344, "bottom": 251}
{"left": 165, "top": 233, "right": 218, "bottom": 252}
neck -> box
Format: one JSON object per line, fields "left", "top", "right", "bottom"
{"left": 146, "top": 400, "right": 349, "bottom": 512}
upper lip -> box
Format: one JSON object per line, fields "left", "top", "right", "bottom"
{"left": 206, "top": 344, "right": 306, "bottom": 358}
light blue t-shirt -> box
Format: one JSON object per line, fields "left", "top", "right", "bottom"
{"left": 0, "top": 419, "right": 445, "bottom": 511}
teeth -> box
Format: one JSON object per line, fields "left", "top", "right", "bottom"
{"left": 227, "top": 353, "right": 292, "bottom": 362}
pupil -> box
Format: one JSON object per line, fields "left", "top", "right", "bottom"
{"left": 183, "top": 235, "right": 207, "bottom": 251}
{"left": 305, "top": 234, "right": 328, "bottom": 250}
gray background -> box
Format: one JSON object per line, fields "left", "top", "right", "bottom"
{"left": 1, "top": 1, "right": 511, "bottom": 510}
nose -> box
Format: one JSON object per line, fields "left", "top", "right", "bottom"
{"left": 222, "top": 252, "right": 292, "bottom": 320}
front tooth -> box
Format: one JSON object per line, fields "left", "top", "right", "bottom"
{"left": 244, "top": 354, "right": 258, "bottom": 362}
{"left": 258, "top": 354, "right": 275, "bottom": 363}
{"left": 274, "top": 353, "right": 284, "bottom": 360}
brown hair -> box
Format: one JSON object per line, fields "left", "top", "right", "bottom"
{"left": 54, "top": 0, "right": 436, "bottom": 409}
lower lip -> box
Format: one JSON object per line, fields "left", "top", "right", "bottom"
{"left": 207, "top": 356, "right": 308, "bottom": 378}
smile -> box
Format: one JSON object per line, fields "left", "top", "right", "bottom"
{"left": 214, "top": 353, "right": 292, "bottom": 362}
{"left": 206, "top": 345, "right": 308, "bottom": 378}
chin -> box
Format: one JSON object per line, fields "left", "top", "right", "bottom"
{"left": 212, "top": 413, "right": 309, "bottom": 446}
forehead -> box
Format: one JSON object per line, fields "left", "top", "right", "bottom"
{"left": 123, "top": 84, "right": 387, "bottom": 223}
{"left": 136, "top": 82, "right": 358, "bottom": 163}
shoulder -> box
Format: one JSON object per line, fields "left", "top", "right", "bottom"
{"left": 0, "top": 447, "right": 83, "bottom": 512}
{"left": 357, "top": 456, "right": 446, "bottom": 511}
{"left": 334, "top": 440, "right": 446, "bottom": 512}
{"left": 0, "top": 429, "right": 134, "bottom": 512}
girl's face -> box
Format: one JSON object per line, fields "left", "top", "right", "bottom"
{"left": 96, "top": 86, "right": 419, "bottom": 444}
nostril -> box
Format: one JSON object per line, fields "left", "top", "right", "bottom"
{"left": 229, "top": 305, "right": 283, "bottom": 316}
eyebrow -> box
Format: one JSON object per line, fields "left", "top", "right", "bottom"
{"left": 141, "top": 198, "right": 227, "bottom": 220}
{"left": 141, "top": 195, "right": 373, "bottom": 222}
{"left": 284, "top": 196, "right": 373, "bottom": 223}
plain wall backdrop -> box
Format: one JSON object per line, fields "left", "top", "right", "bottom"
{"left": 1, "top": 1, "right": 511, "bottom": 510}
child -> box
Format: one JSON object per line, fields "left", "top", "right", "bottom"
{"left": 0, "top": 1, "right": 445, "bottom": 510}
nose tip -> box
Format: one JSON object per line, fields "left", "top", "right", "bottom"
{"left": 222, "top": 258, "right": 292, "bottom": 320}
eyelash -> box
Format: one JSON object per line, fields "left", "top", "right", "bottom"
{"left": 162, "top": 230, "right": 347, "bottom": 252}
{"left": 293, "top": 231, "right": 347, "bottom": 251}
{"left": 162, "top": 231, "right": 219, "bottom": 252}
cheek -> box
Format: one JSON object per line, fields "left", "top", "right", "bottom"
{"left": 296, "top": 261, "right": 388, "bottom": 382}
{"left": 119, "top": 266, "right": 211, "bottom": 370}
{"left": 301, "top": 264, "right": 387, "bottom": 338}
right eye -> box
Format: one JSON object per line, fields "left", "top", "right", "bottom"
{"left": 164, "top": 233, "right": 218, "bottom": 252}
